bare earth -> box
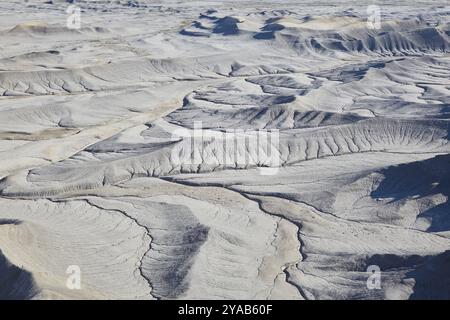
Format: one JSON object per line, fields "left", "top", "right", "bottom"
{"left": 0, "top": 0, "right": 449, "bottom": 299}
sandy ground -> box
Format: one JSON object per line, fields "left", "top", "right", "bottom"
{"left": 0, "top": 0, "right": 449, "bottom": 299}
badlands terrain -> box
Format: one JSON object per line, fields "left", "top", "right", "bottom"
{"left": 0, "top": 0, "right": 449, "bottom": 299}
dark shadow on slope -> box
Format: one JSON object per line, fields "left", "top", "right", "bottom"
{"left": 367, "top": 254, "right": 426, "bottom": 270}
{"left": 199, "top": 9, "right": 218, "bottom": 20}
{"left": 419, "top": 201, "right": 450, "bottom": 232}
{"left": 0, "top": 219, "right": 22, "bottom": 225}
{"left": 310, "top": 60, "right": 386, "bottom": 84}
{"left": 371, "top": 154, "right": 450, "bottom": 232}
{"left": 253, "top": 22, "right": 285, "bottom": 40}
{"left": 213, "top": 17, "right": 241, "bottom": 35}
{"left": 0, "top": 249, "right": 37, "bottom": 299}
{"left": 364, "top": 251, "right": 450, "bottom": 299}
{"left": 253, "top": 32, "right": 277, "bottom": 40}
{"left": 407, "top": 250, "right": 450, "bottom": 299}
